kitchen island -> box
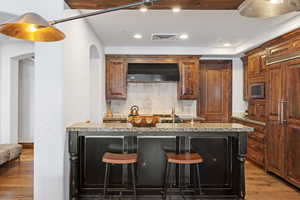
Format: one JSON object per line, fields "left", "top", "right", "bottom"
{"left": 67, "top": 123, "right": 253, "bottom": 200}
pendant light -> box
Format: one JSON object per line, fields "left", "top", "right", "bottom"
{"left": 238, "top": 0, "right": 300, "bottom": 18}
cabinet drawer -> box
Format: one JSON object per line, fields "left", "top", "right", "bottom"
{"left": 247, "top": 146, "right": 265, "bottom": 166}
{"left": 248, "top": 131, "right": 265, "bottom": 143}
{"left": 267, "top": 41, "right": 291, "bottom": 59}
{"left": 248, "top": 138, "right": 264, "bottom": 152}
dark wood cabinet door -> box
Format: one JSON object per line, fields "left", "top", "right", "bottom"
{"left": 248, "top": 53, "right": 261, "bottom": 77}
{"left": 136, "top": 136, "right": 177, "bottom": 188}
{"left": 178, "top": 59, "right": 198, "bottom": 100}
{"left": 248, "top": 100, "right": 266, "bottom": 122}
{"left": 284, "top": 60, "right": 300, "bottom": 187}
{"left": 106, "top": 58, "right": 127, "bottom": 99}
{"left": 266, "top": 63, "right": 285, "bottom": 176}
{"left": 198, "top": 60, "right": 232, "bottom": 122}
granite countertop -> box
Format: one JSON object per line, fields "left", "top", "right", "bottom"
{"left": 102, "top": 115, "right": 205, "bottom": 121}
{"left": 67, "top": 122, "right": 254, "bottom": 132}
{"left": 232, "top": 113, "right": 266, "bottom": 126}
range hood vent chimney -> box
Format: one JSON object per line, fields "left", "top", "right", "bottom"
{"left": 127, "top": 63, "right": 180, "bottom": 82}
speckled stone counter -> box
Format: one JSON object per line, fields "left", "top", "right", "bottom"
{"left": 232, "top": 113, "right": 266, "bottom": 126}
{"left": 68, "top": 122, "right": 252, "bottom": 200}
{"left": 67, "top": 122, "right": 253, "bottom": 134}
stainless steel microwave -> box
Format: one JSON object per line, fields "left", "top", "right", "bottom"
{"left": 250, "top": 83, "right": 265, "bottom": 99}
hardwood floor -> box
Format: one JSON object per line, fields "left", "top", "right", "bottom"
{"left": 246, "top": 161, "right": 300, "bottom": 200}
{"left": 0, "top": 149, "right": 33, "bottom": 200}
{"left": 0, "top": 150, "right": 299, "bottom": 200}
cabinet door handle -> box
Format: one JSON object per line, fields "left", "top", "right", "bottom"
{"left": 278, "top": 101, "right": 281, "bottom": 123}
{"left": 281, "top": 100, "right": 288, "bottom": 124}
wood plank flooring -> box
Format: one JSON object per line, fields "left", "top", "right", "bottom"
{"left": 0, "top": 149, "right": 299, "bottom": 200}
{"left": 0, "top": 149, "right": 33, "bottom": 200}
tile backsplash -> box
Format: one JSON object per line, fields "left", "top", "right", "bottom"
{"left": 110, "top": 82, "right": 197, "bottom": 116}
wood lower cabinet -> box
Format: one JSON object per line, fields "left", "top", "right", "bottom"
{"left": 283, "top": 59, "right": 300, "bottom": 187}
{"left": 136, "top": 136, "right": 177, "bottom": 187}
{"left": 232, "top": 119, "right": 266, "bottom": 168}
{"left": 265, "top": 59, "right": 300, "bottom": 188}
{"left": 248, "top": 100, "right": 266, "bottom": 122}
{"left": 286, "top": 126, "right": 300, "bottom": 187}
{"left": 198, "top": 60, "right": 232, "bottom": 122}
{"left": 106, "top": 57, "right": 127, "bottom": 99}
{"left": 178, "top": 58, "right": 199, "bottom": 100}
{"left": 266, "top": 121, "right": 285, "bottom": 176}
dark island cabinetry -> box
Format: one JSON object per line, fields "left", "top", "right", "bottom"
{"left": 67, "top": 123, "right": 253, "bottom": 200}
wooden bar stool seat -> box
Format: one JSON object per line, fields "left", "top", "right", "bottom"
{"left": 166, "top": 153, "right": 204, "bottom": 164}
{"left": 102, "top": 152, "right": 137, "bottom": 164}
{"left": 101, "top": 152, "right": 138, "bottom": 199}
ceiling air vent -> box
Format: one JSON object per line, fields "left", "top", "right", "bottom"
{"left": 151, "top": 33, "right": 178, "bottom": 41}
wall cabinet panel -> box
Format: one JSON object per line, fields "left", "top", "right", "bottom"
{"left": 106, "top": 58, "right": 127, "bottom": 99}
{"left": 178, "top": 59, "right": 199, "bottom": 99}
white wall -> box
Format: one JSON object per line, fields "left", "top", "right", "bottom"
{"left": 63, "top": 10, "right": 106, "bottom": 126}
{"left": 1, "top": 1, "right": 66, "bottom": 200}
{"left": 0, "top": 41, "right": 34, "bottom": 144}
{"left": 18, "top": 59, "right": 35, "bottom": 143}
{"left": 232, "top": 57, "right": 248, "bottom": 113}
{"left": 62, "top": 9, "right": 106, "bottom": 200}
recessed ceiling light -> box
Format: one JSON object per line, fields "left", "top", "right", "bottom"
{"left": 134, "top": 34, "right": 143, "bottom": 39}
{"left": 140, "top": 7, "right": 148, "bottom": 12}
{"left": 172, "top": 7, "right": 181, "bottom": 13}
{"left": 223, "top": 43, "right": 231, "bottom": 47}
{"left": 268, "top": 0, "right": 284, "bottom": 4}
{"left": 179, "top": 34, "right": 188, "bottom": 40}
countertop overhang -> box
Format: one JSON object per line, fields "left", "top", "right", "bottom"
{"left": 67, "top": 122, "right": 254, "bottom": 133}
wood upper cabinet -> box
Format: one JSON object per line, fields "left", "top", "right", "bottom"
{"left": 178, "top": 58, "right": 199, "bottom": 100}
{"left": 198, "top": 60, "right": 232, "bottom": 122}
{"left": 247, "top": 50, "right": 266, "bottom": 78}
{"left": 284, "top": 60, "right": 300, "bottom": 187}
{"left": 106, "top": 57, "right": 127, "bottom": 99}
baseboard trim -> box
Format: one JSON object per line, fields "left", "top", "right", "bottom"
{"left": 19, "top": 143, "right": 34, "bottom": 149}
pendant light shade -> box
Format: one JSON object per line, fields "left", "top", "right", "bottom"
{"left": 0, "top": 12, "right": 65, "bottom": 42}
{"left": 239, "top": 0, "right": 300, "bottom": 18}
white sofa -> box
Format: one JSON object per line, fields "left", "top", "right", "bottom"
{"left": 0, "top": 144, "right": 22, "bottom": 165}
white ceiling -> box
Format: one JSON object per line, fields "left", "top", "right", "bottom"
{"left": 82, "top": 9, "right": 300, "bottom": 54}
{"left": 0, "top": 12, "right": 16, "bottom": 41}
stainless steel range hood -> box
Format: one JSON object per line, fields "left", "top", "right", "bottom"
{"left": 127, "top": 63, "right": 180, "bottom": 82}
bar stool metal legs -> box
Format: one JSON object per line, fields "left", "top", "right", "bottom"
{"left": 103, "top": 163, "right": 137, "bottom": 199}
{"left": 163, "top": 163, "right": 171, "bottom": 200}
{"left": 102, "top": 152, "right": 138, "bottom": 200}
{"left": 163, "top": 153, "right": 204, "bottom": 200}
{"left": 103, "top": 163, "right": 110, "bottom": 199}
{"left": 131, "top": 163, "right": 137, "bottom": 200}
{"left": 195, "top": 163, "right": 202, "bottom": 195}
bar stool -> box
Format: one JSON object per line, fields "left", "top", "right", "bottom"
{"left": 102, "top": 152, "right": 138, "bottom": 199}
{"left": 164, "top": 153, "right": 204, "bottom": 199}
